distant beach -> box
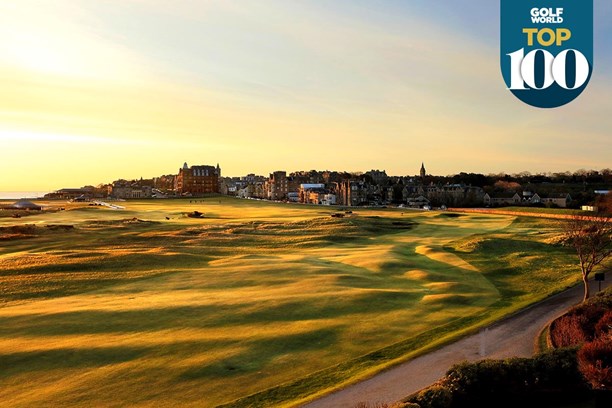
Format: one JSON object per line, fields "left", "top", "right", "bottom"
{"left": 0, "top": 192, "right": 49, "bottom": 200}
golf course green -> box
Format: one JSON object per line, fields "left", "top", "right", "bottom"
{"left": 0, "top": 197, "right": 580, "bottom": 407}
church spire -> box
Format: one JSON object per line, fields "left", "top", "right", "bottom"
{"left": 420, "top": 162, "right": 426, "bottom": 178}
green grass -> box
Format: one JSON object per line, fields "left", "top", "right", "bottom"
{"left": 536, "top": 324, "right": 551, "bottom": 353}
{"left": 0, "top": 198, "right": 583, "bottom": 407}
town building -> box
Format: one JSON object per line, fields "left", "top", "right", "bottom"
{"left": 298, "top": 184, "right": 326, "bottom": 204}
{"left": 421, "top": 184, "right": 485, "bottom": 207}
{"left": 530, "top": 193, "right": 572, "bottom": 208}
{"left": 44, "top": 187, "right": 96, "bottom": 200}
{"left": 153, "top": 174, "right": 177, "bottom": 192}
{"left": 112, "top": 185, "right": 152, "bottom": 199}
{"left": 407, "top": 195, "right": 430, "bottom": 208}
{"left": 266, "top": 171, "right": 288, "bottom": 200}
{"left": 237, "top": 183, "right": 265, "bottom": 199}
{"left": 241, "top": 174, "right": 267, "bottom": 184}
{"left": 483, "top": 192, "right": 522, "bottom": 206}
{"left": 176, "top": 163, "right": 220, "bottom": 196}
{"left": 219, "top": 177, "right": 243, "bottom": 196}
{"left": 338, "top": 180, "right": 369, "bottom": 206}
{"left": 365, "top": 169, "right": 388, "bottom": 185}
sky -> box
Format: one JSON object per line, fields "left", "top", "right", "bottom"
{"left": 1, "top": 0, "right": 611, "bottom": 191}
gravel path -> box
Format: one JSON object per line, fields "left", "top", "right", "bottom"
{"left": 303, "top": 280, "right": 609, "bottom": 408}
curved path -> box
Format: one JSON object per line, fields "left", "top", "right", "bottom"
{"left": 303, "top": 280, "right": 609, "bottom": 408}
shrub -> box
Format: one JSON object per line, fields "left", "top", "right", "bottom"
{"left": 551, "top": 314, "right": 589, "bottom": 347}
{"left": 550, "top": 302, "right": 608, "bottom": 347}
{"left": 531, "top": 347, "right": 587, "bottom": 393}
{"left": 547, "top": 287, "right": 612, "bottom": 395}
{"left": 594, "top": 310, "right": 612, "bottom": 338}
{"left": 578, "top": 336, "right": 612, "bottom": 390}
{"left": 412, "top": 385, "right": 452, "bottom": 408}
{"left": 574, "top": 304, "right": 607, "bottom": 338}
{"left": 590, "top": 288, "right": 612, "bottom": 309}
{"left": 406, "top": 348, "right": 589, "bottom": 408}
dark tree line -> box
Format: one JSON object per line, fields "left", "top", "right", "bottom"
{"left": 434, "top": 169, "right": 612, "bottom": 188}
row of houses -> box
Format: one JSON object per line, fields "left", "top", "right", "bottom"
{"left": 42, "top": 162, "right": 575, "bottom": 209}
{"left": 44, "top": 163, "right": 220, "bottom": 200}
{"left": 228, "top": 169, "right": 487, "bottom": 208}
{"left": 43, "top": 163, "right": 445, "bottom": 206}
{"left": 483, "top": 191, "right": 572, "bottom": 208}
{"left": 229, "top": 170, "right": 575, "bottom": 208}
{"left": 218, "top": 164, "right": 576, "bottom": 208}
{"left": 45, "top": 182, "right": 160, "bottom": 200}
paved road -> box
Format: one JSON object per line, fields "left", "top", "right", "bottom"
{"left": 303, "top": 280, "right": 609, "bottom": 408}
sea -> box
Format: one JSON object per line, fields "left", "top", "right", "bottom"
{"left": 0, "top": 192, "right": 50, "bottom": 200}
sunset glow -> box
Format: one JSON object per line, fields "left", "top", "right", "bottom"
{"left": 1, "top": 0, "right": 611, "bottom": 191}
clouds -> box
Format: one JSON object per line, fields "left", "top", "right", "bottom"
{"left": 0, "top": 0, "right": 610, "bottom": 190}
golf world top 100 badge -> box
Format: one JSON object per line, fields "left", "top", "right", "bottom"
{"left": 501, "top": 1, "right": 593, "bottom": 108}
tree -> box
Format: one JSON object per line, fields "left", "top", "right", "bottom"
{"left": 595, "top": 192, "right": 612, "bottom": 215}
{"left": 563, "top": 215, "right": 612, "bottom": 301}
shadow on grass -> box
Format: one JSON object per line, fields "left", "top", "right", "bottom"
{"left": 446, "top": 237, "right": 576, "bottom": 299}
{"left": 0, "top": 346, "right": 153, "bottom": 378}
{"left": 179, "top": 328, "right": 340, "bottom": 380}
{"left": 215, "top": 313, "right": 492, "bottom": 408}
{"left": 1, "top": 253, "right": 210, "bottom": 275}
{"left": 0, "top": 290, "right": 422, "bottom": 337}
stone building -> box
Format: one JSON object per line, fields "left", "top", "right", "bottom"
{"left": 365, "top": 169, "right": 388, "bottom": 185}
{"left": 238, "top": 183, "right": 265, "bottom": 199}
{"left": 298, "top": 184, "right": 325, "bottom": 204}
{"left": 530, "top": 193, "right": 572, "bottom": 208}
{"left": 176, "top": 162, "right": 220, "bottom": 196}
{"left": 338, "top": 180, "right": 369, "bottom": 206}
{"left": 266, "top": 171, "right": 288, "bottom": 200}
{"left": 421, "top": 184, "right": 484, "bottom": 207}
{"left": 483, "top": 192, "right": 522, "bottom": 206}
{"left": 110, "top": 180, "right": 153, "bottom": 199}
{"left": 153, "top": 174, "right": 177, "bottom": 192}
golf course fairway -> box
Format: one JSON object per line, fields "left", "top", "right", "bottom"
{"left": 0, "top": 198, "right": 580, "bottom": 407}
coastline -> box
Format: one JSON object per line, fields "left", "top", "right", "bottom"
{"left": 0, "top": 192, "right": 49, "bottom": 200}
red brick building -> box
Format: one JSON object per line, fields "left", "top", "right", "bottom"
{"left": 176, "top": 163, "right": 220, "bottom": 196}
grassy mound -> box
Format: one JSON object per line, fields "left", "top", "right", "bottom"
{"left": 0, "top": 198, "right": 582, "bottom": 407}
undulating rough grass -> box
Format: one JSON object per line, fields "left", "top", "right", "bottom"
{"left": 0, "top": 197, "right": 581, "bottom": 407}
